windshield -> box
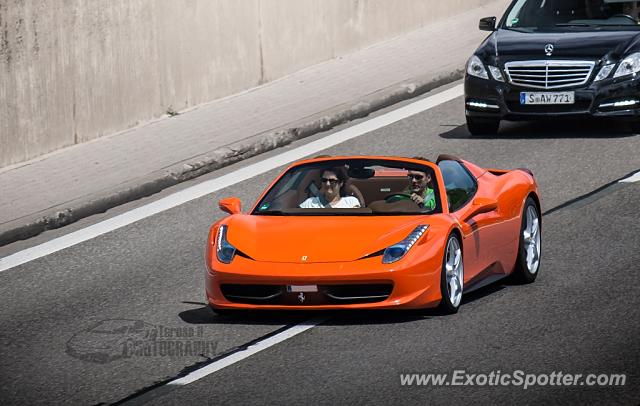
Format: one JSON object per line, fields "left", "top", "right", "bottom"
{"left": 252, "top": 159, "right": 441, "bottom": 216}
{"left": 503, "top": 0, "right": 640, "bottom": 31}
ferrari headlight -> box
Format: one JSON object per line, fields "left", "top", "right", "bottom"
{"left": 216, "top": 225, "right": 236, "bottom": 264}
{"left": 467, "top": 55, "right": 489, "bottom": 80}
{"left": 614, "top": 52, "right": 640, "bottom": 78}
{"left": 382, "top": 225, "right": 429, "bottom": 264}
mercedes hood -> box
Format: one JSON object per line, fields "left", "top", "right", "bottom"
{"left": 491, "top": 29, "right": 640, "bottom": 60}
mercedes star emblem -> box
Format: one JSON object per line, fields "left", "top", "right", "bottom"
{"left": 545, "top": 44, "right": 554, "bottom": 56}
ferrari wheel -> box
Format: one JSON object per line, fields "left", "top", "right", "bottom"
{"left": 439, "top": 233, "right": 464, "bottom": 314}
{"left": 512, "top": 197, "right": 541, "bottom": 283}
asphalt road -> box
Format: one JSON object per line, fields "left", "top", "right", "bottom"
{"left": 1, "top": 81, "right": 639, "bottom": 405}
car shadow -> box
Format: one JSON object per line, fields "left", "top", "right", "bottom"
{"left": 178, "top": 304, "right": 310, "bottom": 326}
{"left": 179, "top": 280, "right": 512, "bottom": 326}
{"left": 179, "top": 304, "right": 425, "bottom": 326}
{"left": 461, "top": 281, "right": 506, "bottom": 305}
{"left": 440, "top": 118, "right": 637, "bottom": 140}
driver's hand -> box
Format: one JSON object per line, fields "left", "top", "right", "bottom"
{"left": 410, "top": 193, "right": 424, "bottom": 205}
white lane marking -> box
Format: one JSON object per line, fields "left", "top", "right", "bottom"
{"left": 0, "top": 84, "right": 463, "bottom": 272}
{"left": 167, "top": 316, "right": 326, "bottom": 387}
{"left": 619, "top": 171, "right": 640, "bottom": 183}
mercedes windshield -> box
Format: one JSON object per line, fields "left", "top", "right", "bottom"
{"left": 503, "top": 0, "right": 640, "bottom": 31}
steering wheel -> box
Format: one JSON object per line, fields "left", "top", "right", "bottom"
{"left": 384, "top": 193, "right": 413, "bottom": 203}
{"left": 609, "top": 14, "right": 637, "bottom": 24}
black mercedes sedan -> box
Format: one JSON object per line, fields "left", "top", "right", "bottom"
{"left": 464, "top": 0, "right": 640, "bottom": 135}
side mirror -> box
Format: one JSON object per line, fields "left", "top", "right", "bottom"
{"left": 463, "top": 197, "right": 497, "bottom": 222}
{"left": 479, "top": 16, "right": 497, "bottom": 31}
{"left": 219, "top": 197, "right": 242, "bottom": 215}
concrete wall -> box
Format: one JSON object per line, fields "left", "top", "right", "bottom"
{"left": 0, "top": 0, "right": 493, "bottom": 167}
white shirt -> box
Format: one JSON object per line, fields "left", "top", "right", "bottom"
{"left": 299, "top": 196, "right": 361, "bottom": 208}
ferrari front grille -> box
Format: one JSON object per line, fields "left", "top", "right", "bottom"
{"left": 324, "top": 284, "right": 393, "bottom": 302}
{"left": 220, "top": 283, "right": 393, "bottom": 305}
{"left": 504, "top": 60, "right": 595, "bottom": 89}
{"left": 220, "top": 284, "right": 283, "bottom": 303}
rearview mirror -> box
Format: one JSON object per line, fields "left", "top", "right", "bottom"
{"left": 463, "top": 197, "right": 497, "bottom": 222}
{"left": 219, "top": 197, "right": 242, "bottom": 215}
{"left": 479, "top": 16, "right": 497, "bottom": 31}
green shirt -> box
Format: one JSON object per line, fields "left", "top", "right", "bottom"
{"left": 403, "top": 187, "right": 436, "bottom": 210}
{"left": 421, "top": 187, "right": 436, "bottom": 211}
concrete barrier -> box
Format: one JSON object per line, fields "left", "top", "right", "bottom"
{"left": 0, "top": 0, "right": 501, "bottom": 167}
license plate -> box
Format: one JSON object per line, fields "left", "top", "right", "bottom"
{"left": 287, "top": 285, "right": 318, "bottom": 293}
{"left": 520, "top": 92, "right": 575, "bottom": 105}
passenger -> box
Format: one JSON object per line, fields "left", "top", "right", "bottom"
{"left": 299, "top": 167, "right": 361, "bottom": 208}
{"left": 622, "top": 1, "right": 640, "bottom": 19}
{"left": 405, "top": 169, "right": 436, "bottom": 211}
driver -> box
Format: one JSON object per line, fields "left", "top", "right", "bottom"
{"left": 585, "top": 0, "right": 606, "bottom": 18}
{"left": 299, "top": 167, "right": 361, "bottom": 208}
{"left": 405, "top": 169, "right": 436, "bottom": 211}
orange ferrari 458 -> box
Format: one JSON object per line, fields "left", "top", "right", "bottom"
{"left": 205, "top": 155, "right": 541, "bottom": 314}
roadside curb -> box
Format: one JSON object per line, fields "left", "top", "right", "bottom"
{"left": 0, "top": 69, "right": 464, "bottom": 246}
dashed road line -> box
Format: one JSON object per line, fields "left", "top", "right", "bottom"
{"left": 543, "top": 168, "right": 640, "bottom": 216}
{"left": 619, "top": 171, "right": 640, "bottom": 183}
{"left": 113, "top": 316, "right": 329, "bottom": 405}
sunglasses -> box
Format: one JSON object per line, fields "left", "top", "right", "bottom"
{"left": 408, "top": 174, "right": 425, "bottom": 180}
{"left": 321, "top": 177, "right": 340, "bottom": 186}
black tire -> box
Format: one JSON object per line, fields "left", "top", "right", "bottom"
{"left": 630, "top": 120, "right": 640, "bottom": 134}
{"left": 438, "top": 233, "right": 464, "bottom": 314}
{"left": 512, "top": 197, "right": 541, "bottom": 284}
{"left": 466, "top": 116, "right": 500, "bottom": 136}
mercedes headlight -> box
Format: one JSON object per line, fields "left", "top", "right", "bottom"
{"left": 595, "top": 64, "right": 615, "bottom": 81}
{"left": 382, "top": 225, "right": 429, "bottom": 264}
{"left": 216, "top": 225, "right": 236, "bottom": 264}
{"left": 614, "top": 52, "right": 640, "bottom": 78}
{"left": 467, "top": 55, "right": 489, "bottom": 80}
{"left": 488, "top": 65, "right": 504, "bottom": 82}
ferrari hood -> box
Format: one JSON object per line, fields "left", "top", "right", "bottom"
{"left": 223, "top": 215, "right": 435, "bottom": 263}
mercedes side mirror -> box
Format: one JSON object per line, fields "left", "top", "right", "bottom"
{"left": 479, "top": 16, "right": 497, "bottom": 31}
{"left": 219, "top": 197, "right": 242, "bottom": 215}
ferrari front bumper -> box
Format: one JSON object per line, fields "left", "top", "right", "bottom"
{"left": 205, "top": 254, "right": 443, "bottom": 310}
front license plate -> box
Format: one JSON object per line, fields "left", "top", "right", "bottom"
{"left": 287, "top": 285, "right": 318, "bottom": 293}
{"left": 520, "top": 91, "right": 575, "bottom": 105}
